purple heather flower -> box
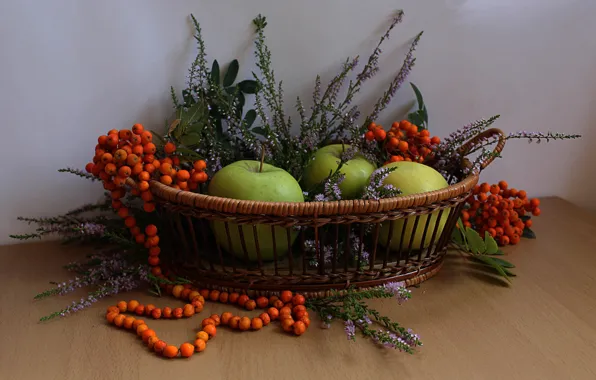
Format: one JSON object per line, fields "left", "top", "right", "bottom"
{"left": 344, "top": 320, "right": 356, "bottom": 340}
{"left": 383, "top": 281, "right": 411, "bottom": 304}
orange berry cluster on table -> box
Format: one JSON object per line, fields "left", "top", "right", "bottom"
{"left": 84, "top": 124, "right": 209, "bottom": 277}
{"left": 461, "top": 180, "right": 541, "bottom": 246}
{"left": 105, "top": 287, "right": 310, "bottom": 359}
{"left": 364, "top": 120, "right": 441, "bottom": 164}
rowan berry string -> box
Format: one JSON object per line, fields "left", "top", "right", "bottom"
{"left": 85, "top": 124, "right": 209, "bottom": 281}
{"left": 461, "top": 180, "right": 541, "bottom": 246}
{"left": 105, "top": 286, "right": 310, "bottom": 358}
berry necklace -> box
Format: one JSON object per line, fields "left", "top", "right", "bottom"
{"left": 105, "top": 287, "right": 310, "bottom": 359}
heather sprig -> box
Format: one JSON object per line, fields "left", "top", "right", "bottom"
{"left": 359, "top": 31, "right": 423, "bottom": 136}
{"left": 58, "top": 167, "right": 99, "bottom": 182}
{"left": 36, "top": 249, "right": 149, "bottom": 322}
{"left": 362, "top": 166, "right": 402, "bottom": 200}
{"left": 305, "top": 284, "right": 421, "bottom": 353}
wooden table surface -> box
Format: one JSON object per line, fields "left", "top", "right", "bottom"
{"left": 1, "top": 197, "right": 596, "bottom": 380}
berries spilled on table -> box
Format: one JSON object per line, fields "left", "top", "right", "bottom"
{"left": 461, "top": 180, "right": 540, "bottom": 246}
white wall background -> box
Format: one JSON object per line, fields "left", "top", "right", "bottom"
{"left": 1, "top": 0, "right": 595, "bottom": 244}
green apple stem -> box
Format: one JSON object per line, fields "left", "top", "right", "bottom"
{"left": 259, "top": 144, "right": 266, "bottom": 173}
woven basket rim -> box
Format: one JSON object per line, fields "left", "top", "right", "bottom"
{"left": 143, "top": 128, "right": 505, "bottom": 217}
{"left": 147, "top": 171, "right": 479, "bottom": 217}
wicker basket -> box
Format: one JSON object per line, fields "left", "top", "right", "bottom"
{"left": 149, "top": 129, "right": 505, "bottom": 297}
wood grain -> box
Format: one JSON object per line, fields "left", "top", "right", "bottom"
{"left": 1, "top": 197, "right": 595, "bottom": 380}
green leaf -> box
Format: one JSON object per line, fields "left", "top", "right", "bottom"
{"left": 238, "top": 80, "right": 260, "bottom": 94}
{"left": 223, "top": 59, "right": 239, "bottom": 87}
{"left": 520, "top": 215, "right": 531, "bottom": 222}
{"left": 465, "top": 227, "right": 485, "bottom": 254}
{"left": 179, "top": 132, "right": 201, "bottom": 146}
{"left": 422, "top": 105, "right": 428, "bottom": 126}
{"left": 484, "top": 231, "right": 499, "bottom": 255}
{"left": 176, "top": 146, "right": 202, "bottom": 159}
{"left": 214, "top": 118, "right": 223, "bottom": 136}
{"left": 451, "top": 225, "right": 465, "bottom": 247}
{"left": 211, "top": 60, "right": 220, "bottom": 85}
{"left": 407, "top": 111, "right": 424, "bottom": 128}
{"left": 410, "top": 82, "right": 424, "bottom": 110}
{"left": 244, "top": 109, "right": 257, "bottom": 129}
{"left": 252, "top": 126, "right": 268, "bottom": 137}
{"left": 488, "top": 249, "right": 504, "bottom": 256}
{"left": 150, "top": 131, "right": 166, "bottom": 146}
{"left": 472, "top": 255, "right": 512, "bottom": 283}
{"left": 489, "top": 257, "right": 515, "bottom": 268}
{"left": 522, "top": 228, "right": 536, "bottom": 239}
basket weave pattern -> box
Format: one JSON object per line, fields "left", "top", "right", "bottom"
{"left": 149, "top": 129, "right": 505, "bottom": 295}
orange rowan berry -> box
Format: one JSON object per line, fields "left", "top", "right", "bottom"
{"left": 273, "top": 300, "right": 284, "bottom": 309}
{"left": 163, "top": 345, "right": 179, "bottom": 358}
{"left": 530, "top": 198, "right": 540, "bottom": 208}
{"left": 238, "top": 317, "right": 251, "bottom": 331}
{"left": 106, "top": 134, "right": 119, "bottom": 147}
{"left": 131, "top": 123, "right": 144, "bottom": 135}
{"left": 194, "top": 171, "right": 208, "bottom": 183}
{"left": 127, "top": 300, "right": 139, "bottom": 312}
{"left": 203, "top": 324, "right": 217, "bottom": 338}
{"left": 430, "top": 136, "right": 441, "bottom": 145}
{"left": 160, "top": 175, "right": 173, "bottom": 186}
{"left": 147, "top": 336, "right": 160, "bottom": 350}
{"left": 177, "top": 169, "right": 190, "bottom": 182}
{"left": 178, "top": 342, "right": 194, "bottom": 358}
{"left": 293, "top": 321, "right": 307, "bottom": 336}
{"left": 207, "top": 289, "right": 219, "bottom": 302}
{"left": 279, "top": 307, "right": 292, "bottom": 317}
{"left": 518, "top": 190, "right": 527, "bottom": 199}
{"left": 193, "top": 160, "right": 207, "bottom": 171}
{"left": 251, "top": 317, "right": 263, "bottom": 330}
{"left": 479, "top": 183, "right": 490, "bottom": 193}
{"left": 525, "top": 219, "right": 533, "bottom": 228}
{"left": 256, "top": 296, "right": 269, "bottom": 309}
{"left": 281, "top": 318, "right": 295, "bottom": 333}
{"left": 365, "top": 131, "right": 375, "bottom": 141}
{"left": 280, "top": 290, "right": 293, "bottom": 303}
{"left": 162, "top": 307, "right": 172, "bottom": 319}
{"left": 268, "top": 295, "right": 279, "bottom": 306}
{"left": 245, "top": 300, "right": 257, "bottom": 311}
{"left": 397, "top": 140, "right": 409, "bottom": 153}
{"left": 163, "top": 142, "right": 176, "bottom": 154}
{"left": 106, "top": 312, "right": 119, "bottom": 324}
{"left": 183, "top": 304, "right": 195, "bottom": 318}
{"left": 490, "top": 184, "right": 500, "bottom": 195}
{"left": 115, "top": 301, "right": 127, "bottom": 313}
{"left": 135, "top": 305, "right": 145, "bottom": 316}
{"left": 192, "top": 339, "right": 206, "bottom": 353}
{"left": 300, "top": 316, "right": 311, "bottom": 328}
{"left": 237, "top": 294, "right": 249, "bottom": 307}
{"left": 113, "top": 314, "right": 126, "bottom": 327}
{"left": 216, "top": 312, "right": 231, "bottom": 326}
{"left": 532, "top": 208, "right": 541, "bottom": 216}
{"left": 267, "top": 307, "right": 280, "bottom": 320}
{"left": 292, "top": 294, "right": 305, "bottom": 306}
{"left": 143, "top": 202, "right": 156, "bottom": 213}
{"left": 141, "top": 329, "right": 156, "bottom": 343}
{"left": 153, "top": 340, "right": 167, "bottom": 354}
{"left": 229, "top": 316, "right": 241, "bottom": 329}
{"left": 149, "top": 307, "right": 162, "bottom": 319}
{"left": 136, "top": 323, "right": 149, "bottom": 337}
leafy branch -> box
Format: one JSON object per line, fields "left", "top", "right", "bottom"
{"left": 451, "top": 219, "right": 516, "bottom": 282}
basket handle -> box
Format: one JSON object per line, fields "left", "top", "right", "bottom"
{"left": 457, "top": 128, "right": 506, "bottom": 171}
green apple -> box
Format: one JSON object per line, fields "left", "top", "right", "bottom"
{"left": 378, "top": 161, "right": 451, "bottom": 251}
{"left": 302, "top": 144, "right": 376, "bottom": 199}
{"left": 208, "top": 160, "right": 304, "bottom": 261}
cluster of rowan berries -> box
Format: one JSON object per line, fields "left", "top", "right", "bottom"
{"left": 365, "top": 120, "right": 441, "bottom": 164}
{"left": 85, "top": 123, "right": 209, "bottom": 278}
{"left": 461, "top": 181, "right": 540, "bottom": 246}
